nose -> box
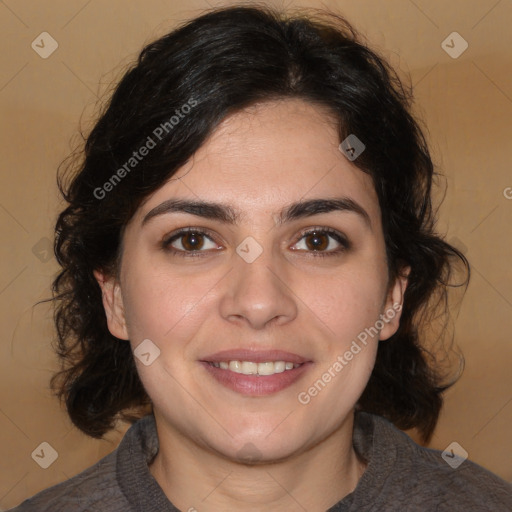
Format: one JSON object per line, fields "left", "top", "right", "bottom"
{"left": 218, "top": 248, "right": 298, "bottom": 330}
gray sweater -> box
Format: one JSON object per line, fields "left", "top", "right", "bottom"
{"left": 9, "top": 412, "right": 512, "bottom": 511}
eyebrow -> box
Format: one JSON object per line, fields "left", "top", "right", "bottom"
{"left": 142, "top": 197, "right": 371, "bottom": 229}
{"left": 142, "top": 199, "right": 238, "bottom": 225}
{"left": 279, "top": 198, "right": 371, "bottom": 229}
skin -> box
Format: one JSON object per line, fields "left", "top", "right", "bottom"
{"left": 96, "top": 98, "right": 408, "bottom": 511}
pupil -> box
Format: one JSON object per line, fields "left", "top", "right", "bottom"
{"left": 306, "top": 232, "right": 327, "bottom": 251}
{"left": 183, "top": 232, "right": 203, "bottom": 250}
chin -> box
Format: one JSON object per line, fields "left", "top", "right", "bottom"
{"left": 217, "top": 431, "right": 307, "bottom": 465}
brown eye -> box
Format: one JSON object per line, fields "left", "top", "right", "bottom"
{"left": 304, "top": 231, "right": 329, "bottom": 251}
{"left": 291, "top": 228, "right": 349, "bottom": 256}
{"left": 181, "top": 232, "right": 205, "bottom": 250}
{"left": 163, "top": 229, "right": 219, "bottom": 254}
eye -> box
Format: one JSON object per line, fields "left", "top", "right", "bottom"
{"left": 162, "top": 228, "right": 221, "bottom": 255}
{"left": 291, "top": 228, "right": 349, "bottom": 256}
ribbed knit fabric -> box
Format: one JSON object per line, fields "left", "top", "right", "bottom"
{"left": 9, "top": 412, "right": 512, "bottom": 511}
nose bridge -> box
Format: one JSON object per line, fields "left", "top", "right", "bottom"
{"left": 219, "top": 243, "right": 297, "bottom": 329}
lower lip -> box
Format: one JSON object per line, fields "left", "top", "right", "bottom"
{"left": 200, "top": 362, "right": 312, "bottom": 396}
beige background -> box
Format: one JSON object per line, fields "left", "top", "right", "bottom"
{"left": 1, "top": 0, "right": 511, "bottom": 508}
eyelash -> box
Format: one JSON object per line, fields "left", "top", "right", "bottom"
{"left": 293, "top": 227, "right": 350, "bottom": 256}
{"left": 161, "top": 226, "right": 350, "bottom": 258}
{"left": 161, "top": 227, "right": 220, "bottom": 258}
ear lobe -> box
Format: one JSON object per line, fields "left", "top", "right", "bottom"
{"left": 378, "top": 267, "right": 410, "bottom": 341}
{"left": 93, "top": 269, "right": 129, "bottom": 340}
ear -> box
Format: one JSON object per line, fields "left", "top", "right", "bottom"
{"left": 93, "top": 269, "right": 129, "bottom": 340}
{"left": 378, "top": 266, "right": 410, "bottom": 341}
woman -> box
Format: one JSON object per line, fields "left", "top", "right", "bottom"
{"left": 11, "top": 5, "right": 512, "bottom": 511}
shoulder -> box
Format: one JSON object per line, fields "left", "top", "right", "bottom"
{"left": 6, "top": 449, "right": 128, "bottom": 512}
{"left": 6, "top": 415, "right": 159, "bottom": 512}
{"left": 363, "top": 413, "right": 512, "bottom": 510}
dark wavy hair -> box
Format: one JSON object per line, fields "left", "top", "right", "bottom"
{"left": 52, "top": 5, "right": 469, "bottom": 442}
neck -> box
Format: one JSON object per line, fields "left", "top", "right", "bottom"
{"left": 149, "top": 411, "right": 366, "bottom": 512}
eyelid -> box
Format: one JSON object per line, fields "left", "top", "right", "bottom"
{"left": 162, "top": 227, "right": 223, "bottom": 256}
{"left": 290, "top": 226, "right": 350, "bottom": 254}
{"left": 162, "top": 226, "right": 218, "bottom": 244}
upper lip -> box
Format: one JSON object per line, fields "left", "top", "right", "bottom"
{"left": 201, "top": 349, "right": 311, "bottom": 364}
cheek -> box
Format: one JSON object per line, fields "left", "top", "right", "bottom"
{"left": 119, "top": 255, "right": 224, "bottom": 345}
{"left": 294, "top": 268, "right": 384, "bottom": 415}
{"left": 298, "top": 264, "right": 388, "bottom": 344}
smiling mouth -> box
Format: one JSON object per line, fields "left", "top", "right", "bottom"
{"left": 207, "top": 360, "right": 302, "bottom": 376}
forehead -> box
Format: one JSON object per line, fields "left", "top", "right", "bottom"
{"left": 138, "top": 99, "right": 380, "bottom": 224}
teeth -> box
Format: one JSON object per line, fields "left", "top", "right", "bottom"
{"left": 273, "top": 361, "right": 285, "bottom": 373}
{"left": 257, "top": 362, "right": 275, "bottom": 375}
{"left": 241, "top": 361, "right": 258, "bottom": 374}
{"left": 212, "top": 360, "right": 300, "bottom": 376}
{"left": 229, "top": 361, "right": 242, "bottom": 373}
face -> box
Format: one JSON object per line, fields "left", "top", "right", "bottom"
{"left": 97, "top": 99, "right": 406, "bottom": 462}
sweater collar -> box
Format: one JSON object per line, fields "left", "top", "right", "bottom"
{"left": 117, "top": 411, "right": 398, "bottom": 511}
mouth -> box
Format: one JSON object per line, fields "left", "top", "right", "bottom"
{"left": 200, "top": 349, "right": 312, "bottom": 396}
